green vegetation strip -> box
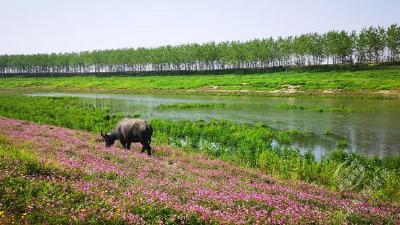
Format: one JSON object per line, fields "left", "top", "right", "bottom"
{"left": 156, "top": 103, "right": 226, "bottom": 110}
{"left": 0, "top": 95, "right": 399, "bottom": 203}
{"left": 1, "top": 67, "right": 400, "bottom": 95}
{"left": 277, "top": 103, "right": 373, "bottom": 113}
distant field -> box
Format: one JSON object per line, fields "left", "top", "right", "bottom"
{"left": 1, "top": 67, "right": 400, "bottom": 96}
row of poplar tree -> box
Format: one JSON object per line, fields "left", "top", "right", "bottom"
{"left": 0, "top": 24, "right": 399, "bottom": 75}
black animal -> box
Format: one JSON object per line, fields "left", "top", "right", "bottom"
{"left": 101, "top": 118, "right": 153, "bottom": 156}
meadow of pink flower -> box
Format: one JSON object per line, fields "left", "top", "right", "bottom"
{"left": 0, "top": 116, "right": 399, "bottom": 224}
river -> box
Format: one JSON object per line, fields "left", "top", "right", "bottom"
{"left": 26, "top": 92, "right": 400, "bottom": 160}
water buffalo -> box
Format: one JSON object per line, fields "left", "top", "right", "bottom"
{"left": 101, "top": 118, "right": 153, "bottom": 156}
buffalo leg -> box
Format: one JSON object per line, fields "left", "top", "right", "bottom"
{"left": 140, "top": 142, "right": 146, "bottom": 153}
{"left": 120, "top": 140, "right": 127, "bottom": 149}
{"left": 145, "top": 143, "right": 152, "bottom": 156}
{"left": 126, "top": 142, "right": 131, "bottom": 150}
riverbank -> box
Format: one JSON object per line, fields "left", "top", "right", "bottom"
{"left": 1, "top": 116, "right": 399, "bottom": 224}
{"left": 0, "top": 94, "right": 399, "bottom": 202}
{"left": 1, "top": 67, "right": 400, "bottom": 97}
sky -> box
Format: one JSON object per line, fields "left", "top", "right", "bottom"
{"left": 1, "top": 0, "right": 399, "bottom": 55}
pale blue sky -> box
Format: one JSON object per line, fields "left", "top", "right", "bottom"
{"left": 1, "top": 0, "right": 399, "bottom": 54}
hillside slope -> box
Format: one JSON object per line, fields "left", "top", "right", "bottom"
{"left": 0, "top": 117, "right": 399, "bottom": 224}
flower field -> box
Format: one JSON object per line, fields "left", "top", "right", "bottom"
{"left": 0, "top": 117, "right": 399, "bottom": 224}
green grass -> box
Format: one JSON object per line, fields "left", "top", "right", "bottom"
{"left": 337, "top": 140, "right": 349, "bottom": 148}
{"left": 0, "top": 94, "right": 399, "bottom": 202}
{"left": 0, "top": 95, "right": 122, "bottom": 132}
{"left": 323, "top": 128, "right": 334, "bottom": 135}
{"left": 156, "top": 103, "right": 226, "bottom": 110}
{"left": 1, "top": 67, "right": 400, "bottom": 95}
{"left": 277, "top": 103, "right": 372, "bottom": 112}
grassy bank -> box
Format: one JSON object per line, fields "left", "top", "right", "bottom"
{"left": 1, "top": 67, "right": 400, "bottom": 96}
{"left": 2, "top": 118, "right": 400, "bottom": 224}
{"left": 156, "top": 103, "right": 226, "bottom": 110}
{"left": 0, "top": 94, "right": 399, "bottom": 204}
{"left": 0, "top": 124, "right": 212, "bottom": 224}
{"left": 277, "top": 103, "right": 374, "bottom": 113}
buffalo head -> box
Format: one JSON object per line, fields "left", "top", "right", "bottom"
{"left": 101, "top": 131, "right": 116, "bottom": 147}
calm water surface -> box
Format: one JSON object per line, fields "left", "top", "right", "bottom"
{"left": 26, "top": 92, "right": 400, "bottom": 160}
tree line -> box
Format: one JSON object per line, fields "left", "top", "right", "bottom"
{"left": 0, "top": 24, "right": 399, "bottom": 75}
